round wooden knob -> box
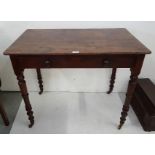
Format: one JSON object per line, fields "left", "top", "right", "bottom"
{"left": 103, "top": 60, "right": 110, "bottom": 64}
{"left": 44, "top": 60, "right": 52, "bottom": 67}
{"left": 45, "top": 60, "right": 51, "bottom": 64}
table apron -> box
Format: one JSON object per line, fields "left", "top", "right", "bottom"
{"left": 10, "top": 55, "right": 138, "bottom": 69}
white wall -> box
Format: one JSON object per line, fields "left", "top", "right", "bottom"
{"left": 0, "top": 21, "right": 154, "bottom": 92}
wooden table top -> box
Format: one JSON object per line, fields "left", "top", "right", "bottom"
{"left": 4, "top": 28, "right": 151, "bottom": 55}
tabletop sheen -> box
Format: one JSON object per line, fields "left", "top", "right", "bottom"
{"left": 4, "top": 28, "right": 151, "bottom": 55}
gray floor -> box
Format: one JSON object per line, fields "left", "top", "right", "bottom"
{"left": 0, "top": 91, "right": 153, "bottom": 134}
{"left": 10, "top": 92, "right": 152, "bottom": 134}
{"left": 0, "top": 91, "right": 22, "bottom": 134}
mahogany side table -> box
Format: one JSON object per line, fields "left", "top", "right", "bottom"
{"left": 4, "top": 29, "right": 151, "bottom": 129}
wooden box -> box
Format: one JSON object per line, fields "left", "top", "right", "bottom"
{"left": 131, "top": 78, "right": 155, "bottom": 131}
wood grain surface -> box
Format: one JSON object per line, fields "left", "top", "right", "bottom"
{"left": 4, "top": 28, "right": 151, "bottom": 55}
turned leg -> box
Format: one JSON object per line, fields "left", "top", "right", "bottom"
{"left": 118, "top": 56, "right": 145, "bottom": 129}
{"left": 107, "top": 68, "right": 117, "bottom": 94}
{"left": 118, "top": 69, "right": 138, "bottom": 129}
{"left": 0, "top": 103, "right": 9, "bottom": 126}
{"left": 36, "top": 68, "right": 43, "bottom": 95}
{"left": 16, "top": 70, "right": 34, "bottom": 128}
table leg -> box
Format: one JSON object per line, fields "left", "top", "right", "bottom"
{"left": 0, "top": 103, "right": 9, "bottom": 126}
{"left": 118, "top": 56, "right": 144, "bottom": 129}
{"left": 107, "top": 68, "right": 117, "bottom": 94}
{"left": 118, "top": 69, "right": 138, "bottom": 129}
{"left": 36, "top": 68, "right": 43, "bottom": 95}
{"left": 16, "top": 69, "right": 34, "bottom": 128}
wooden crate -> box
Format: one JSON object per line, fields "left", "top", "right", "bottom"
{"left": 131, "top": 78, "right": 155, "bottom": 131}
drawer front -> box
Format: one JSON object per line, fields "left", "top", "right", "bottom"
{"left": 13, "top": 55, "right": 137, "bottom": 68}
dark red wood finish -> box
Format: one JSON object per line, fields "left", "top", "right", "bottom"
{"left": 107, "top": 68, "right": 117, "bottom": 94}
{"left": 36, "top": 69, "right": 43, "bottom": 95}
{"left": 131, "top": 78, "right": 155, "bottom": 131}
{"left": 4, "top": 29, "right": 151, "bottom": 129}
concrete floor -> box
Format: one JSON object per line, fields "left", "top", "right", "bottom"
{"left": 10, "top": 92, "right": 154, "bottom": 134}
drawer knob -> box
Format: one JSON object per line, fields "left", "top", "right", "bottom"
{"left": 103, "top": 60, "right": 110, "bottom": 64}
{"left": 44, "top": 60, "right": 52, "bottom": 67}
{"left": 45, "top": 60, "right": 51, "bottom": 64}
